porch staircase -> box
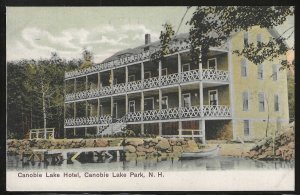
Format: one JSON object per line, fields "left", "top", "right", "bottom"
{"left": 97, "top": 115, "right": 127, "bottom": 136}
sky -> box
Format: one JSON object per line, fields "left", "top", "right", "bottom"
{"left": 6, "top": 7, "right": 294, "bottom": 63}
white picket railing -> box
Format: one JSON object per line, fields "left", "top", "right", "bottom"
{"left": 181, "top": 69, "right": 200, "bottom": 83}
{"left": 144, "top": 77, "right": 160, "bottom": 89}
{"left": 161, "top": 73, "right": 180, "bottom": 86}
{"left": 202, "top": 69, "right": 230, "bottom": 82}
{"left": 64, "top": 41, "right": 194, "bottom": 79}
{"left": 65, "top": 69, "right": 229, "bottom": 102}
{"left": 160, "top": 107, "right": 180, "bottom": 120}
{"left": 64, "top": 115, "right": 112, "bottom": 126}
{"left": 143, "top": 109, "right": 160, "bottom": 121}
{"left": 202, "top": 105, "right": 231, "bottom": 117}
{"left": 64, "top": 105, "right": 231, "bottom": 127}
{"left": 126, "top": 112, "right": 142, "bottom": 122}
{"left": 127, "top": 80, "right": 143, "bottom": 92}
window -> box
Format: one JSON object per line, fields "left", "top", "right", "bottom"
{"left": 208, "top": 90, "right": 218, "bottom": 105}
{"left": 241, "top": 59, "right": 248, "bottom": 77}
{"left": 274, "top": 94, "right": 279, "bottom": 112}
{"left": 129, "top": 100, "right": 135, "bottom": 113}
{"left": 257, "top": 34, "right": 263, "bottom": 47}
{"left": 207, "top": 58, "right": 217, "bottom": 70}
{"left": 128, "top": 75, "right": 135, "bottom": 82}
{"left": 161, "top": 68, "right": 167, "bottom": 76}
{"left": 144, "top": 98, "right": 154, "bottom": 111}
{"left": 258, "top": 93, "right": 265, "bottom": 112}
{"left": 244, "top": 32, "right": 249, "bottom": 48}
{"left": 182, "top": 63, "right": 190, "bottom": 72}
{"left": 244, "top": 120, "right": 250, "bottom": 137}
{"left": 144, "top": 71, "right": 151, "bottom": 79}
{"left": 183, "top": 93, "right": 191, "bottom": 107}
{"left": 272, "top": 64, "right": 278, "bottom": 81}
{"left": 161, "top": 96, "right": 168, "bottom": 109}
{"left": 257, "top": 64, "right": 264, "bottom": 79}
{"left": 242, "top": 91, "right": 249, "bottom": 111}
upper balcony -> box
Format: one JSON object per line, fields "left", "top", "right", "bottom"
{"left": 65, "top": 68, "right": 230, "bottom": 102}
{"left": 64, "top": 40, "right": 229, "bottom": 80}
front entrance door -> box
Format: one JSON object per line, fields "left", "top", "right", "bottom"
{"left": 144, "top": 98, "right": 154, "bottom": 111}
{"left": 208, "top": 90, "right": 218, "bottom": 105}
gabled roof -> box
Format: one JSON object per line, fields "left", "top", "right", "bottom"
{"left": 101, "top": 27, "right": 288, "bottom": 64}
{"left": 101, "top": 33, "right": 189, "bottom": 63}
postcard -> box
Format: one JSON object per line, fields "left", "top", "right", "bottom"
{"left": 6, "top": 6, "right": 295, "bottom": 191}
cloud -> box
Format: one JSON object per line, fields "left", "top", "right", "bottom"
{"left": 7, "top": 24, "right": 161, "bottom": 63}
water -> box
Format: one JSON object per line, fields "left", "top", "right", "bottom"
{"left": 7, "top": 154, "right": 294, "bottom": 172}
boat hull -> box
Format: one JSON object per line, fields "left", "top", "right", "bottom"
{"left": 180, "top": 146, "right": 220, "bottom": 159}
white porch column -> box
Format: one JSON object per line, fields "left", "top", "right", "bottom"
{"left": 178, "top": 53, "right": 182, "bottom": 136}
{"left": 63, "top": 80, "right": 66, "bottom": 138}
{"left": 110, "top": 69, "right": 114, "bottom": 87}
{"left": 199, "top": 82, "right": 204, "bottom": 113}
{"left": 98, "top": 72, "right": 101, "bottom": 89}
{"left": 97, "top": 98, "right": 100, "bottom": 133}
{"left": 199, "top": 52, "right": 203, "bottom": 80}
{"left": 97, "top": 99, "right": 100, "bottom": 117}
{"left": 158, "top": 60, "right": 162, "bottom": 136}
{"left": 141, "top": 62, "right": 144, "bottom": 82}
{"left": 159, "top": 89, "right": 162, "bottom": 136}
{"left": 141, "top": 62, "right": 145, "bottom": 134}
{"left": 158, "top": 60, "right": 162, "bottom": 86}
{"left": 200, "top": 120, "right": 206, "bottom": 144}
{"left": 141, "top": 92, "right": 144, "bottom": 134}
{"left": 73, "top": 78, "right": 77, "bottom": 136}
{"left": 125, "top": 66, "right": 128, "bottom": 84}
{"left": 125, "top": 65, "right": 129, "bottom": 116}
{"left": 111, "top": 96, "right": 114, "bottom": 134}
{"left": 178, "top": 86, "right": 182, "bottom": 136}
{"left": 111, "top": 96, "right": 114, "bottom": 117}
{"left": 228, "top": 38, "right": 236, "bottom": 140}
{"left": 85, "top": 76, "right": 88, "bottom": 137}
{"left": 125, "top": 95, "right": 128, "bottom": 115}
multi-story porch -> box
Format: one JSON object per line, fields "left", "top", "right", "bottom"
{"left": 64, "top": 39, "right": 233, "bottom": 143}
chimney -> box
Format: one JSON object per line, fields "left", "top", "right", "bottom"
{"left": 145, "top": 34, "right": 151, "bottom": 45}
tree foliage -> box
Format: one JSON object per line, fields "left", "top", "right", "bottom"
{"left": 287, "top": 71, "right": 295, "bottom": 121}
{"left": 80, "top": 48, "right": 93, "bottom": 69}
{"left": 188, "top": 6, "right": 294, "bottom": 68}
{"left": 7, "top": 55, "right": 81, "bottom": 139}
{"left": 150, "top": 22, "right": 175, "bottom": 62}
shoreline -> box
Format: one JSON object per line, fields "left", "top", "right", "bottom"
{"left": 7, "top": 137, "right": 255, "bottom": 158}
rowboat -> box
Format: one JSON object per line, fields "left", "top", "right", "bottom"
{"left": 180, "top": 145, "right": 221, "bottom": 159}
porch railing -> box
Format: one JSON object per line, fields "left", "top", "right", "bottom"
{"left": 65, "top": 69, "right": 229, "bottom": 102}
{"left": 65, "top": 105, "right": 231, "bottom": 127}
{"left": 64, "top": 115, "right": 112, "bottom": 127}
{"left": 65, "top": 41, "right": 229, "bottom": 80}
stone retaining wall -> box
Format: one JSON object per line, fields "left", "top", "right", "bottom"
{"left": 246, "top": 124, "right": 295, "bottom": 161}
{"left": 7, "top": 137, "right": 200, "bottom": 157}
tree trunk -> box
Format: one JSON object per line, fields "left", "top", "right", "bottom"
{"left": 42, "top": 83, "right": 47, "bottom": 139}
